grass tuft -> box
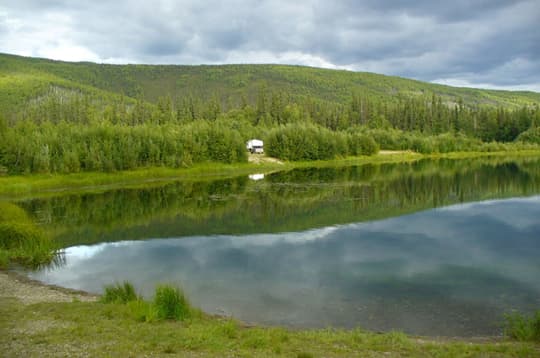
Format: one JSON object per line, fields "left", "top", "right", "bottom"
{"left": 154, "top": 284, "right": 192, "bottom": 321}
{"left": 504, "top": 311, "right": 540, "bottom": 342}
{"left": 101, "top": 281, "right": 139, "bottom": 304}
{"left": 101, "top": 282, "right": 196, "bottom": 322}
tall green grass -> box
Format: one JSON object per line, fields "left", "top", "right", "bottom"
{"left": 101, "top": 281, "right": 139, "bottom": 304}
{"left": 0, "top": 202, "right": 58, "bottom": 268}
{"left": 504, "top": 311, "right": 540, "bottom": 342}
{"left": 154, "top": 285, "right": 192, "bottom": 321}
{"left": 101, "top": 282, "right": 195, "bottom": 322}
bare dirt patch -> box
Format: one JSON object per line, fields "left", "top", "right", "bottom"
{"left": 0, "top": 271, "right": 98, "bottom": 357}
{"left": 379, "top": 150, "right": 416, "bottom": 155}
{"left": 248, "top": 153, "right": 284, "bottom": 165}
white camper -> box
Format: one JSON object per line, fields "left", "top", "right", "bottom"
{"left": 246, "top": 139, "right": 264, "bottom": 154}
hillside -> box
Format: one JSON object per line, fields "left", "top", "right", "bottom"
{"left": 2, "top": 52, "right": 540, "bottom": 119}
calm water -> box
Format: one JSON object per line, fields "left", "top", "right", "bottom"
{"left": 14, "top": 156, "right": 540, "bottom": 336}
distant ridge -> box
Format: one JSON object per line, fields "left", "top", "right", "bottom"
{"left": 1, "top": 52, "right": 539, "bottom": 118}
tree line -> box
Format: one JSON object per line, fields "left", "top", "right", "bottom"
{"left": 9, "top": 87, "right": 540, "bottom": 138}
{"left": 1, "top": 87, "right": 540, "bottom": 174}
{"left": 0, "top": 121, "right": 246, "bottom": 174}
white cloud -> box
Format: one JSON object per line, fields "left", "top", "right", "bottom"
{"left": 222, "top": 50, "right": 354, "bottom": 70}
{"left": 432, "top": 79, "right": 540, "bottom": 93}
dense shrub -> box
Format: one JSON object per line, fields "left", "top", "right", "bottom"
{"left": 0, "top": 121, "right": 247, "bottom": 174}
{"left": 366, "top": 129, "right": 411, "bottom": 150}
{"left": 432, "top": 133, "right": 482, "bottom": 153}
{"left": 266, "top": 123, "right": 343, "bottom": 160}
{"left": 347, "top": 132, "right": 379, "bottom": 156}
{"left": 265, "top": 123, "right": 380, "bottom": 161}
{"left": 361, "top": 129, "right": 523, "bottom": 154}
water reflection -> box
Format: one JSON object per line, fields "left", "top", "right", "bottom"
{"left": 16, "top": 156, "right": 540, "bottom": 247}
{"left": 248, "top": 173, "right": 265, "bottom": 181}
{"left": 28, "top": 196, "right": 540, "bottom": 336}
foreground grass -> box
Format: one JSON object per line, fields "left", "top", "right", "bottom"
{"left": 2, "top": 149, "right": 540, "bottom": 199}
{"left": 0, "top": 296, "right": 538, "bottom": 357}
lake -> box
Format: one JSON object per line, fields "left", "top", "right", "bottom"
{"left": 12, "top": 156, "right": 540, "bottom": 336}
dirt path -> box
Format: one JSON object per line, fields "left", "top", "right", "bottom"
{"left": 0, "top": 270, "right": 97, "bottom": 304}
{"left": 378, "top": 150, "right": 415, "bottom": 155}
{"left": 247, "top": 153, "right": 284, "bottom": 164}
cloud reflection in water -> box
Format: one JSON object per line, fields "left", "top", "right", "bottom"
{"left": 29, "top": 196, "right": 540, "bottom": 336}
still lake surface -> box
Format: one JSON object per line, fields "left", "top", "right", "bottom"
{"left": 15, "top": 156, "right": 540, "bottom": 336}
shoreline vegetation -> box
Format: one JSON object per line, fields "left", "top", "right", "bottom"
{"left": 2, "top": 149, "right": 540, "bottom": 198}
{"left": 1, "top": 271, "right": 539, "bottom": 357}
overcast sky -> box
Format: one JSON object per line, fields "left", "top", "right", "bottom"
{"left": 1, "top": 0, "right": 539, "bottom": 91}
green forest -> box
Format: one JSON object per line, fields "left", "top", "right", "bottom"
{"left": 1, "top": 53, "right": 540, "bottom": 174}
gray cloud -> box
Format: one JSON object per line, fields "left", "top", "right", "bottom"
{"left": 0, "top": 0, "right": 539, "bottom": 90}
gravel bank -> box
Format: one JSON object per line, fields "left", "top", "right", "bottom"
{"left": 0, "top": 270, "right": 98, "bottom": 304}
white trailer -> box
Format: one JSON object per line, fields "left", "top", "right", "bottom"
{"left": 246, "top": 139, "right": 264, "bottom": 154}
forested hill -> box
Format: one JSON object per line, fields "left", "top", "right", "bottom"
{"left": 2, "top": 52, "right": 540, "bottom": 118}
{"left": 2, "top": 52, "right": 540, "bottom": 175}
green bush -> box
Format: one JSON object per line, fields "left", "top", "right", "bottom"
{"left": 517, "top": 126, "right": 540, "bottom": 144}
{"left": 409, "top": 137, "right": 433, "bottom": 154}
{"left": 504, "top": 311, "right": 540, "bottom": 342}
{"left": 266, "top": 123, "right": 363, "bottom": 161}
{"left": 101, "top": 281, "right": 139, "bottom": 304}
{"left": 0, "top": 202, "right": 30, "bottom": 223}
{"left": 154, "top": 284, "right": 192, "bottom": 321}
{"left": 365, "top": 129, "right": 411, "bottom": 150}
{"left": 0, "top": 203, "right": 57, "bottom": 268}
{"left": 0, "top": 223, "right": 45, "bottom": 250}
{"left": 347, "top": 132, "right": 379, "bottom": 156}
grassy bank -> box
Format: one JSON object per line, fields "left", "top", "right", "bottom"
{"left": 0, "top": 161, "right": 285, "bottom": 199}
{"left": 2, "top": 150, "right": 540, "bottom": 199}
{"left": 1, "top": 278, "right": 539, "bottom": 357}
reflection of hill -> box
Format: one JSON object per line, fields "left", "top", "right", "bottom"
{"left": 15, "top": 156, "right": 540, "bottom": 247}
